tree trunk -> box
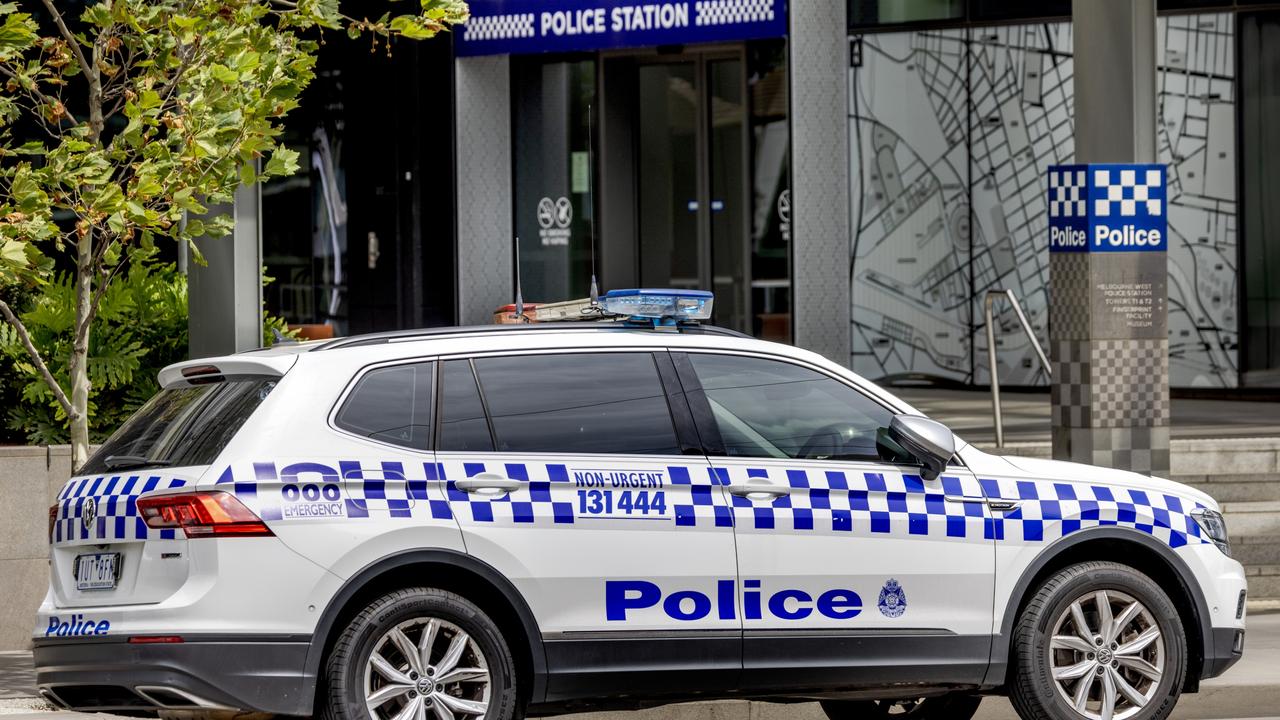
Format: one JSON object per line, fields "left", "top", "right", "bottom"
{"left": 68, "top": 234, "right": 93, "bottom": 471}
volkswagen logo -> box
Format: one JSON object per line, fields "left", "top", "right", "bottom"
{"left": 82, "top": 498, "right": 96, "bottom": 531}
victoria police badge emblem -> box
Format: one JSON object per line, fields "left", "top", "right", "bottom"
{"left": 878, "top": 578, "right": 906, "bottom": 618}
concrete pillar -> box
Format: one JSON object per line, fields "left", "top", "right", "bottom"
{"left": 789, "top": 1, "right": 851, "bottom": 366}
{"left": 455, "top": 56, "right": 514, "bottom": 326}
{"left": 188, "top": 181, "right": 263, "bottom": 359}
{"left": 1050, "top": 0, "right": 1169, "bottom": 476}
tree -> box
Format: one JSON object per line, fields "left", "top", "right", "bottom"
{"left": 0, "top": 0, "right": 467, "bottom": 469}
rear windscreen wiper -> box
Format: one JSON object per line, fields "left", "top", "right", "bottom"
{"left": 102, "top": 455, "right": 172, "bottom": 470}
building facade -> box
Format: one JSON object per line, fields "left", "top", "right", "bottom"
{"left": 253, "top": 0, "right": 1280, "bottom": 389}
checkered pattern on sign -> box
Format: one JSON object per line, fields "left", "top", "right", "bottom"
{"left": 694, "top": 0, "right": 776, "bottom": 26}
{"left": 979, "top": 476, "right": 1205, "bottom": 549}
{"left": 1094, "top": 168, "right": 1163, "bottom": 218}
{"left": 54, "top": 475, "right": 188, "bottom": 543}
{"left": 461, "top": 13, "right": 535, "bottom": 41}
{"left": 1091, "top": 339, "right": 1169, "bottom": 426}
{"left": 1048, "top": 168, "right": 1086, "bottom": 218}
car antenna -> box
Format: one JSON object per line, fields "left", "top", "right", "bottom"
{"left": 587, "top": 104, "right": 600, "bottom": 308}
{"left": 513, "top": 235, "right": 529, "bottom": 323}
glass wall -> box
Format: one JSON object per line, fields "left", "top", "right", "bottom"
{"left": 512, "top": 59, "right": 598, "bottom": 304}
{"left": 849, "top": 13, "right": 1240, "bottom": 388}
{"left": 1240, "top": 11, "right": 1280, "bottom": 383}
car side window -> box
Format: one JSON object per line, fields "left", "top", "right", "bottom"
{"left": 472, "top": 352, "right": 682, "bottom": 455}
{"left": 687, "top": 353, "right": 894, "bottom": 461}
{"left": 438, "top": 359, "right": 495, "bottom": 452}
{"left": 335, "top": 362, "right": 433, "bottom": 450}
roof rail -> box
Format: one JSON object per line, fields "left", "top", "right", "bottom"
{"left": 313, "top": 320, "right": 751, "bottom": 351}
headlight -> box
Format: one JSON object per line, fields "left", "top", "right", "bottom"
{"left": 1192, "top": 508, "right": 1231, "bottom": 556}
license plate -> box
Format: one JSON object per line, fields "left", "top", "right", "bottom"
{"left": 75, "top": 553, "right": 120, "bottom": 591}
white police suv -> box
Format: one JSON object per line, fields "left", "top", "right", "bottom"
{"left": 34, "top": 289, "right": 1245, "bottom": 720}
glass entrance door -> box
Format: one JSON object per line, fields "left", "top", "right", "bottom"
{"left": 635, "top": 54, "right": 749, "bottom": 332}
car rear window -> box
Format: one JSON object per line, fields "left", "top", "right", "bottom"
{"left": 80, "top": 378, "right": 277, "bottom": 475}
{"left": 472, "top": 352, "right": 681, "bottom": 455}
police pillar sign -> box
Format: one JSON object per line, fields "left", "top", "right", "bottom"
{"left": 1047, "top": 164, "right": 1170, "bottom": 476}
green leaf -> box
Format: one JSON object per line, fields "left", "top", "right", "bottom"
{"left": 262, "top": 146, "right": 299, "bottom": 177}
{"left": 0, "top": 238, "right": 26, "bottom": 265}
{"left": 390, "top": 15, "right": 434, "bottom": 40}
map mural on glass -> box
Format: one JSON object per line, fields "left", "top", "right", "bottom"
{"left": 849, "top": 14, "right": 1237, "bottom": 388}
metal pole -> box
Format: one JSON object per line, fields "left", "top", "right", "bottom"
{"left": 1004, "top": 290, "right": 1051, "bottom": 378}
{"left": 986, "top": 292, "right": 1003, "bottom": 447}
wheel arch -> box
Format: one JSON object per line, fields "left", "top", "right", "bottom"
{"left": 986, "top": 527, "right": 1212, "bottom": 693}
{"left": 301, "top": 549, "right": 547, "bottom": 714}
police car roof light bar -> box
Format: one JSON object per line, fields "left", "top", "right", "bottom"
{"left": 600, "top": 289, "right": 714, "bottom": 323}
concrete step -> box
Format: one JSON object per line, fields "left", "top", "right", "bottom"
{"left": 1221, "top": 501, "right": 1280, "bottom": 539}
{"left": 1245, "top": 565, "right": 1280, "bottom": 601}
{"left": 1174, "top": 474, "right": 1280, "bottom": 503}
{"left": 979, "top": 439, "right": 1280, "bottom": 503}
{"left": 1231, "top": 535, "right": 1280, "bottom": 567}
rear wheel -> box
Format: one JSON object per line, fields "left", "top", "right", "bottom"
{"left": 820, "top": 694, "right": 982, "bottom": 720}
{"left": 1009, "top": 562, "right": 1186, "bottom": 720}
{"left": 323, "top": 587, "right": 519, "bottom": 720}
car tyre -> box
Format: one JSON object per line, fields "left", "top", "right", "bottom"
{"left": 1009, "top": 561, "right": 1186, "bottom": 720}
{"left": 820, "top": 694, "right": 982, "bottom": 720}
{"left": 322, "top": 587, "right": 519, "bottom": 720}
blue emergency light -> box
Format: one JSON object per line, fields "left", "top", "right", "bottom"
{"left": 600, "top": 289, "right": 714, "bottom": 323}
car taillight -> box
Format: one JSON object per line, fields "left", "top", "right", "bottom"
{"left": 48, "top": 504, "right": 58, "bottom": 543}
{"left": 136, "top": 491, "right": 272, "bottom": 538}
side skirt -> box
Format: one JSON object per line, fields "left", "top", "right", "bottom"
{"left": 531, "top": 630, "right": 995, "bottom": 713}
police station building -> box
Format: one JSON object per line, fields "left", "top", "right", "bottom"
{"left": 238, "top": 0, "right": 1280, "bottom": 391}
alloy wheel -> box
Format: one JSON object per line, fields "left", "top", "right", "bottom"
{"left": 363, "top": 616, "right": 491, "bottom": 720}
{"left": 1049, "top": 589, "right": 1165, "bottom": 720}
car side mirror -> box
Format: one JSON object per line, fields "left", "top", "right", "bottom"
{"left": 887, "top": 415, "right": 956, "bottom": 482}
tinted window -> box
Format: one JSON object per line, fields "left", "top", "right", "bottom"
{"left": 473, "top": 353, "right": 680, "bottom": 455}
{"left": 438, "top": 360, "right": 494, "bottom": 452}
{"left": 82, "top": 378, "right": 277, "bottom": 474}
{"left": 335, "top": 363, "right": 433, "bottom": 450}
{"left": 689, "top": 353, "right": 893, "bottom": 460}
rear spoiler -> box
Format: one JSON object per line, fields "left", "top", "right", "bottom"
{"left": 158, "top": 355, "right": 298, "bottom": 389}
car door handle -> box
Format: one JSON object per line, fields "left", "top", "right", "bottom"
{"left": 945, "top": 496, "right": 1019, "bottom": 511}
{"left": 455, "top": 475, "right": 522, "bottom": 495}
{"left": 727, "top": 484, "right": 789, "bottom": 501}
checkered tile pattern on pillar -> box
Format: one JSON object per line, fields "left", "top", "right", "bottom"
{"left": 1049, "top": 253, "right": 1091, "bottom": 339}
{"left": 1050, "top": 339, "right": 1091, "bottom": 428}
{"left": 1090, "top": 339, "right": 1169, "bottom": 427}
{"left": 694, "top": 0, "right": 776, "bottom": 25}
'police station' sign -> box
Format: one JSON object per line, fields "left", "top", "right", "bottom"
{"left": 1047, "top": 164, "right": 1167, "bottom": 253}
{"left": 455, "top": 0, "right": 788, "bottom": 56}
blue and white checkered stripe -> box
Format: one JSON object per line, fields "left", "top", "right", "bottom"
{"left": 220, "top": 461, "right": 453, "bottom": 522}
{"left": 978, "top": 477, "right": 1207, "bottom": 549}
{"left": 722, "top": 467, "right": 987, "bottom": 539}
{"left": 54, "top": 475, "right": 189, "bottom": 543}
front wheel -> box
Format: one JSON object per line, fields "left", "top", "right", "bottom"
{"left": 322, "top": 587, "right": 519, "bottom": 720}
{"left": 821, "top": 694, "right": 982, "bottom": 720}
{"left": 1009, "top": 561, "right": 1186, "bottom": 720}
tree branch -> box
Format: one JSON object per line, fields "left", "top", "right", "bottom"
{"left": 0, "top": 297, "right": 78, "bottom": 420}
{"left": 0, "top": 64, "right": 79, "bottom": 126}
{"left": 40, "top": 0, "right": 103, "bottom": 140}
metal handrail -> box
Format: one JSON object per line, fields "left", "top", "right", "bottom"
{"left": 985, "top": 289, "right": 1051, "bottom": 447}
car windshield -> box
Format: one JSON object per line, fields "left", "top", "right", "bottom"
{"left": 80, "top": 377, "right": 277, "bottom": 475}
